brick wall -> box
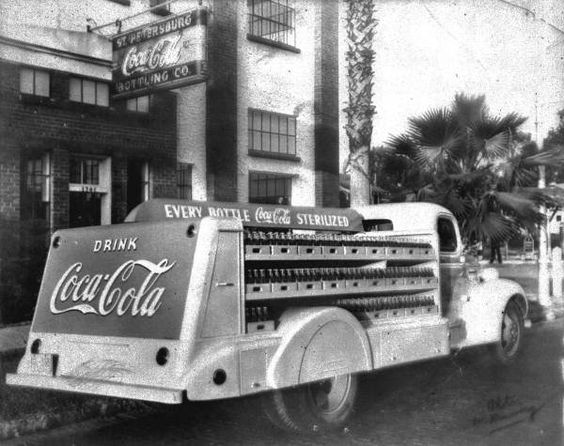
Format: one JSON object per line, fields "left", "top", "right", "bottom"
{"left": 0, "top": 144, "right": 20, "bottom": 222}
{"left": 0, "top": 60, "right": 178, "bottom": 228}
{"left": 206, "top": 0, "right": 238, "bottom": 202}
{"left": 111, "top": 155, "right": 128, "bottom": 224}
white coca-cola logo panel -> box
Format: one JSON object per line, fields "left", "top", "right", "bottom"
{"left": 255, "top": 207, "right": 291, "bottom": 225}
{"left": 49, "top": 259, "right": 175, "bottom": 317}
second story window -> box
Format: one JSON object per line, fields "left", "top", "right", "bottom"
{"left": 248, "top": 0, "right": 296, "bottom": 47}
{"left": 69, "top": 78, "right": 109, "bottom": 107}
{"left": 150, "top": 0, "right": 170, "bottom": 16}
{"left": 20, "top": 68, "right": 50, "bottom": 97}
{"left": 126, "top": 95, "right": 151, "bottom": 113}
{"left": 249, "top": 109, "right": 297, "bottom": 157}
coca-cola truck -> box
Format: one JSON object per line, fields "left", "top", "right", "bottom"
{"left": 7, "top": 200, "right": 527, "bottom": 432}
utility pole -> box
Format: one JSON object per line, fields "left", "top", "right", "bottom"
{"left": 538, "top": 165, "right": 555, "bottom": 319}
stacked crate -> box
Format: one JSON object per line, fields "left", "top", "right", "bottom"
{"left": 243, "top": 230, "right": 440, "bottom": 330}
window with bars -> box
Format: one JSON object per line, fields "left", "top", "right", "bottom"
{"left": 20, "top": 68, "right": 50, "bottom": 97}
{"left": 248, "top": 0, "right": 296, "bottom": 48}
{"left": 69, "top": 78, "right": 109, "bottom": 107}
{"left": 249, "top": 172, "right": 291, "bottom": 204}
{"left": 21, "top": 156, "right": 49, "bottom": 220}
{"left": 126, "top": 95, "right": 151, "bottom": 113}
{"left": 177, "top": 163, "right": 192, "bottom": 200}
{"left": 248, "top": 109, "right": 297, "bottom": 158}
{"left": 70, "top": 157, "right": 100, "bottom": 185}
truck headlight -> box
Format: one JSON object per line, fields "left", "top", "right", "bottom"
{"left": 480, "top": 268, "right": 499, "bottom": 282}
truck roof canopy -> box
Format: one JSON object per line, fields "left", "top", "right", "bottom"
{"left": 125, "top": 199, "right": 365, "bottom": 232}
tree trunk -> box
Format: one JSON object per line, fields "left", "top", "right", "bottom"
{"left": 343, "top": 0, "right": 376, "bottom": 208}
{"left": 350, "top": 146, "right": 371, "bottom": 207}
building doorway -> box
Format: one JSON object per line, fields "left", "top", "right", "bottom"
{"left": 127, "top": 159, "right": 150, "bottom": 213}
{"left": 69, "top": 192, "right": 101, "bottom": 228}
{"left": 68, "top": 155, "right": 111, "bottom": 227}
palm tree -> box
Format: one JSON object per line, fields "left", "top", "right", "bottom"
{"left": 383, "top": 93, "right": 564, "bottom": 244}
{"left": 343, "top": 0, "right": 377, "bottom": 206}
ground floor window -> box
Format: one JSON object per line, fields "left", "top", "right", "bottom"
{"left": 20, "top": 154, "right": 50, "bottom": 221}
{"left": 249, "top": 172, "right": 291, "bottom": 204}
{"left": 177, "top": 162, "right": 192, "bottom": 200}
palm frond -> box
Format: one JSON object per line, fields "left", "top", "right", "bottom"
{"left": 522, "top": 147, "right": 564, "bottom": 167}
{"left": 488, "top": 191, "right": 544, "bottom": 225}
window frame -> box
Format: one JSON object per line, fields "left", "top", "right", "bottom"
{"left": 69, "top": 156, "right": 101, "bottom": 186}
{"left": 19, "top": 68, "right": 50, "bottom": 98}
{"left": 69, "top": 77, "right": 110, "bottom": 107}
{"left": 437, "top": 216, "right": 458, "bottom": 254}
{"left": 248, "top": 109, "right": 299, "bottom": 161}
{"left": 247, "top": 0, "right": 299, "bottom": 52}
{"left": 125, "top": 95, "right": 152, "bottom": 113}
{"left": 249, "top": 171, "right": 292, "bottom": 205}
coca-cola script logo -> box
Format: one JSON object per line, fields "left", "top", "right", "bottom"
{"left": 50, "top": 259, "right": 175, "bottom": 317}
{"left": 122, "top": 35, "right": 183, "bottom": 76}
{"left": 255, "top": 207, "right": 291, "bottom": 225}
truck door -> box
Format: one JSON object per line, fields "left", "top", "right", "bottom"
{"left": 437, "top": 215, "right": 463, "bottom": 317}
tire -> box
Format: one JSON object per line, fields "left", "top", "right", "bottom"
{"left": 262, "top": 373, "right": 358, "bottom": 432}
{"left": 492, "top": 300, "right": 524, "bottom": 364}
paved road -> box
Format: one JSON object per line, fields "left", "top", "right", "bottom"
{"left": 6, "top": 320, "right": 563, "bottom": 446}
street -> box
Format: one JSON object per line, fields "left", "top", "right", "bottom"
{"left": 6, "top": 320, "right": 563, "bottom": 446}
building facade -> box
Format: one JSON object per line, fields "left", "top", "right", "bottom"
{"left": 0, "top": 0, "right": 340, "bottom": 322}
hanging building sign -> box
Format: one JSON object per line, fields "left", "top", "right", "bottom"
{"left": 112, "top": 8, "right": 207, "bottom": 99}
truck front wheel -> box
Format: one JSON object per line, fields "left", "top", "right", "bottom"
{"left": 262, "top": 373, "right": 358, "bottom": 432}
{"left": 493, "top": 300, "right": 524, "bottom": 364}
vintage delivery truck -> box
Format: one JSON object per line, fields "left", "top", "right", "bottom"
{"left": 7, "top": 200, "right": 528, "bottom": 432}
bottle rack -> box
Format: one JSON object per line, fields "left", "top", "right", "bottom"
{"left": 243, "top": 230, "right": 440, "bottom": 326}
{"left": 335, "top": 295, "right": 439, "bottom": 321}
{"left": 245, "top": 265, "right": 438, "bottom": 301}
{"left": 244, "top": 231, "right": 434, "bottom": 261}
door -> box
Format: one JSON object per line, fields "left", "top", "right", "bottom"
{"left": 69, "top": 192, "right": 101, "bottom": 228}
{"left": 437, "top": 215, "right": 463, "bottom": 317}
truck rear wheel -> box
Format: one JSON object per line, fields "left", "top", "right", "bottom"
{"left": 493, "top": 300, "right": 524, "bottom": 364}
{"left": 262, "top": 373, "right": 358, "bottom": 432}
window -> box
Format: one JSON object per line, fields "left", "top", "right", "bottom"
{"left": 126, "top": 95, "right": 151, "bottom": 113}
{"left": 70, "top": 158, "right": 100, "bottom": 185}
{"left": 248, "top": 109, "right": 297, "bottom": 157}
{"left": 69, "top": 78, "right": 109, "bottom": 106}
{"left": 150, "top": 0, "right": 170, "bottom": 16}
{"left": 21, "top": 155, "right": 50, "bottom": 220}
{"left": 177, "top": 163, "right": 192, "bottom": 200}
{"left": 249, "top": 172, "right": 291, "bottom": 204}
{"left": 363, "top": 219, "right": 393, "bottom": 232}
{"left": 248, "top": 0, "right": 296, "bottom": 47}
{"left": 438, "top": 217, "right": 457, "bottom": 252}
{"left": 20, "top": 68, "right": 50, "bottom": 97}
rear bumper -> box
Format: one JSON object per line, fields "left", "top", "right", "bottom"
{"left": 6, "top": 373, "right": 184, "bottom": 404}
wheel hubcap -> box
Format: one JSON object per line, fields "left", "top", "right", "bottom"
{"left": 501, "top": 310, "right": 519, "bottom": 356}
{"left": 309, "top": 375, "right": 351, "bottom": 415}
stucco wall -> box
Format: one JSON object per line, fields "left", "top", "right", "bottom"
{"left": 236, "top": 0, "right": 318, "bottom": 206}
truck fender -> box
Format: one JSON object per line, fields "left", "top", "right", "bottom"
{"left": 266, "top": 307, "right": 372, "bottom": 389}
{"left": 459, "top": 278, "right": 527, "bottom": 347}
